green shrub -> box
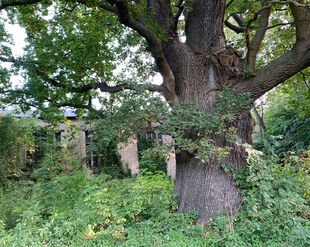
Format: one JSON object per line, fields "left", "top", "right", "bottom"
{"left": 0, "top": 172, "right": 186, "bottom": 246}
{"left": 263, "top": 80, "right": 310, "bottom": 157}
{"left": 0, "top": 115, "right": 35, "bottom": 186}
{"left": 0, "top": 148, "right": 309, "bottom": 246}
{"left": 205, "top": 147, "right": 310, "bottom": 246}
{"left": 36, "top": 143, "right": 82, "bottom": 178}
{"left": 139, "top": 144, "right": 171, "bottom": 175}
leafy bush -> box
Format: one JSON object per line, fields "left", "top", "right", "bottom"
{"left": 0, "top": 115, "right": 35, "bottom": 186}
{"left": 205, "top": 147, "right": 310, "bottom": 246}
{"left": 0, "top": 172, "right": 187, "bottom": 246}
{"left": 0, "top": 179, "right": 35, "bottom": 229}
{"left": 34, "top": 143, "right": 82, "bottom": 179}
{"left": 138, "top": 139, "right": 171, "bottom": 175}
{"left": 263, "top": 80, "right": 310, "bottom": 157}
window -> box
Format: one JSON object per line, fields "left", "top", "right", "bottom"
{"left": 85, "top": 131, "right": 99, "bottom": 167}
{"left": 55, "top": 132, "right": 61, "bottom": 142}
{"left": 145, "top": 131, "right": 163, "bottom": 144}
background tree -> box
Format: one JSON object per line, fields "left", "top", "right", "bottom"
{"left": 0, "top": 0, "right": 309, "bottom": 223}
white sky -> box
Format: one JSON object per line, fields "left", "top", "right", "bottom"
{"left": 6, "top": 23, "right": 26, "bottom": 56}
{"left": 1, "top": 11, "right": 27, "bottom": 89}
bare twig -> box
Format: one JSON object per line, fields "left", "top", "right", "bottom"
{"left": 225, "top": 0, "right": 235, "bottom": 9}
{"left": 299, "top": 71, "right": 310, "bottom": 90}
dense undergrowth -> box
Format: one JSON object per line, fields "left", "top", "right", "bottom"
{"left": 0, "top": 149, "right": 309, "bottom": 247}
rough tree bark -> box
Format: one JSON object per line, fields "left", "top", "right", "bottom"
{"left": 1, "top": 0, "right": 309, "bottom": 224}
{"left": 165, "top": 43, "right": 254, "bottom": 224}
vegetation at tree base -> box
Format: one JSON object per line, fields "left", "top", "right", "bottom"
{"left": 253, "top": 73, "right": 310, "bottom": 158}
{"left": 0, "top": 147, "right": 309, "bottom": 246}
{"left": 0, "top": 101, "right": 310, "bottom": 246}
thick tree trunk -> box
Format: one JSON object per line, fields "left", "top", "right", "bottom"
{"left": 175, "top": 153, "right": 241, "bottom": 224}
{"left": 167, "top": 50, "right": 253, "bottom": 223}
{"left": 174, "top": 112, "right": 253, "bottom": 224}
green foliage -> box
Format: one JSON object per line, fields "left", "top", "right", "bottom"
{"left": 0, "top": 172, "right": 186, "bottom": 246}
{"left": 215, "top": 87, "right": 251, "bottom": 115}
{"left": 203, "top": 146, "right": 310, "bottom": 246}
{"left": 93, "top": 139, "right": 125, "bottom": 179}
{"left": 93, "top": 92, "right": 167, "bottom": 144}
{"left": 0, "top": 17, "right": 12, "bottom": 104}
{"left": 262, "top": 76, "right": 310, "bottom": 157}
{"left": 161, "top": 88, "right": 251, "bottom": 162}
{"left": 139, "top": 144, "right": 171, "bottom": 175}
{"left": 225, "top": 0, "right": 295, "bottom": 69}
{"left": 0, "top": 179, "right": 35, "bottom": 229}
{"left": 0, "top": 1, "right": 308, "bottom": 245}
{"left": 90, "top": 92, "right": 168, "bottom": 176}
{"left": 2, "top": 1, "right": 155, "bottom": 114}
{"left": 0, "top": 115, "right": 35, "bottom": 186}
{"left": 282, "top": 150, "right": 310, "bottom": 200}
{"left": 32, "top": 143, "right": 82, "bottom": 180}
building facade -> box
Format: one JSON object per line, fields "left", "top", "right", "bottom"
{"left": 1, "top": 110, "right": 176, "bottom": 178}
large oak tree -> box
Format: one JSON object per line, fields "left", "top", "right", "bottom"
{"left": 0, "top": 0, "right": 309, "bottom": 224}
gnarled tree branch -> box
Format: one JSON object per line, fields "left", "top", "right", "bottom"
{"left": 173, "top": 0, "right": 184, "bottom": 31}
{"left": 0, "top": 0, "right": 41, "bottom": 10}
{"left": 0, "top": 56, "right": 163, "bottom": 94}
{"left": 267, "top": 22, "right": 293, "bottom": 30}
{"left": 35, "top": 69, "right": 162, "bottom": 94}
{"left": 290, "top": 3, "right": 310, "bottom": 48}
{"left": 0, "top": 88, "right": 103, "bottom": 115}
{"left": 224, "top": 20, "right": 244, "bottom": 33}
{"left": 108, "top": 0, "right": 177, "bottom": 102}
{"left": 235, "top": 46, "right": 310, "bottom": 100}
{"left": 235, "top": 3, "right": 310, "bottom": 100}
{"left": 0, "top": 0, "right": 177, "bottom": 103}
{"left": 232, "top": 13, "right": 245, "bottom": 27}
{"left": 76, "top": 0, "right": 116, "bottom": 13}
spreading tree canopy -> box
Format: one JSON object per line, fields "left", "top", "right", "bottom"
{"left": 0, "top": 0, "right": 309, "bottom": 223}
